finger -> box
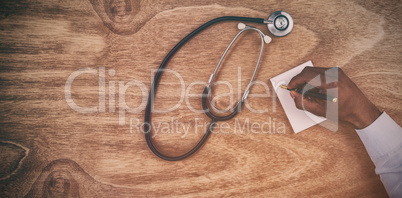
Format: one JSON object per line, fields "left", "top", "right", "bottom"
{"left": 301, "top": 67, "right": 328, "bottom": 73}
{"left": 291, "top": 91, "right": 326, "bottom": 117}
{"left": 317, "top": 81, "right": 339, "bottom": 93}
{"left": 288, "top": 67, "right": 327, "bottom": 89}
{"left": 288, "top": 67, "right": 328, "bottom": 89}
{"left": 318, "top": 67, "right": 342, "bottom": 89}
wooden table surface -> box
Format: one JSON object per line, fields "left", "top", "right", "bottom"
{"left": 0, "top": 0, "right": 401, "bottom": 197}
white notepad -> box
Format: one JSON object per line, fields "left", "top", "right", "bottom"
{"left": 270, "top": 61, "right": 326, "bottom": 133}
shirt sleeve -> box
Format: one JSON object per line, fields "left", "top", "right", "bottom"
{"left": 356, "top": 112, "right": 402, "bottom": 198}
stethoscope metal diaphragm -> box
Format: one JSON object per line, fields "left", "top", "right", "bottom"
{"left": 266, "top": 11, "right": 293, "bottom": 37}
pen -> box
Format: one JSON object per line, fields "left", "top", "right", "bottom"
{"left": 280, "top": 85, "right": 338, "bottom": 103}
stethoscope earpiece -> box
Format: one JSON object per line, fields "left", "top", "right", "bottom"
{"left": 266, "top": 10, "right": 294, "bottom": 37}
{"left": 238, "top": 23, "right": 272, "bottom": 43}
{"left": 264, "top": 35, "right": 272, "bottom": 44}
{"left": 237, "top": 22, "right": 246, "bottom": 30}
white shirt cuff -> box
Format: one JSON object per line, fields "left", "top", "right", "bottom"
{"left": 356, "top": 112, "right": 402, "bottom": 166}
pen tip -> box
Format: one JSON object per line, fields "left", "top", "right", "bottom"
{"left": 280, "top": 85, "right": 288, "bottom": 90}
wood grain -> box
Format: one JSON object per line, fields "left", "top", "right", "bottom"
{"left": 0, "top": 0, "right": 401, "bottom": 197}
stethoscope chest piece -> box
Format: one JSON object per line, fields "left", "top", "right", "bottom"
{"left": 267, "top": 11, "right": 294, "bottom": 37}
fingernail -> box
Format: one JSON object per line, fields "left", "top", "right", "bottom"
{"left": 290, "top": 91, "right": 295, "bottom": 99}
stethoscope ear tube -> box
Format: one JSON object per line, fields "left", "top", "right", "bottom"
{"left": 204, "top": 24, "right": 268, "bottom": 117}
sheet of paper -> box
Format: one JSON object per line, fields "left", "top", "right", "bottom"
{"left": 270, "top": 60, "right": 326, "bottom": 133}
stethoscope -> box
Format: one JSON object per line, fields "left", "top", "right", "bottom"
{"left": 144, "top": 11, "right": 294, "bottom": 161}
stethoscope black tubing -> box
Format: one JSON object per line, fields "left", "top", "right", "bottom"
{"left": 144, "top": 16, "right": 265, "bottom": 161}
{"left": 201, "top": 86, "right": 244, "bottom": 121}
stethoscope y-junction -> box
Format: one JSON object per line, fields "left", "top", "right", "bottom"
{"left": 144, "top": 11, "right": 294, "bottom": 161}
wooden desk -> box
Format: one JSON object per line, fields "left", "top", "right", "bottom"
{"left": 1, "top": 0, "right": 400, "bottom": 197}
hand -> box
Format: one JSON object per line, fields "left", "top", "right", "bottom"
{"left": 287, "top": 67, "right": 381, "bottom": 129}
